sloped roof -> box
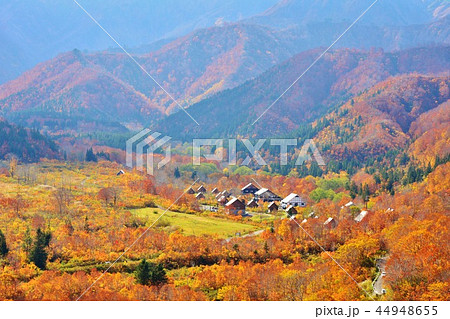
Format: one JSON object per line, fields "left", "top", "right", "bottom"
{"left": 354, "top": 210, "right": 369, "bottom": 222}
{"left": 241, "top": 182, "right": 259, "bottom": 191}
{"left": 286, "top": 205, "right": 297, "bottom": 212}
{"left": 225, "top": 197, "right": 243, "bottom": 207}
{"left": 344, "top": 201, "right": 354, "bottom": 207}
{"left": 247, "top": 199, "right": 258, "bottom": 207}
{"left": 324, "top": 217, "right": 334, "bottom": 225}
{"left": 282, "top": 193, "right": 300, "bottom": 202}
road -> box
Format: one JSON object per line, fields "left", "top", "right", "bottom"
{"left": 373, "top": 257, "right": 387, "bottom": 295}
{"left": 224, "top": 229, "right": 265, "bottom": 243}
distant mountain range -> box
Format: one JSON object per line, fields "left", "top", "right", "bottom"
{"left": 0, "top": 0, "right": 449, "bottom": 164}
{"left": 155, "top": 46, "right": 450, "bottom": 138}
{"left": 1, "top": 21, "right": 448, "bottom": 135}
{"left": 0, "top": 0, "right": 279, "bottom": 84}
{"left": 249, "top": 0, "right": 449, "bottom": 28}
{"left": 1, "top": 0, "right": 448, "bottom": 85}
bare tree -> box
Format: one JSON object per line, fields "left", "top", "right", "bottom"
{"left": 53, "top": 187, "right": 72, "bottom": 215}
{"left": 98, "top": 187, "right": 121, "bottom": 207}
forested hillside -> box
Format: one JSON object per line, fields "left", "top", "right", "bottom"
{"left": 156, "top": 46, "right": 450, "bottom": 139}
{"left": 0, "top": 118, "right": 59, "bottom": 162}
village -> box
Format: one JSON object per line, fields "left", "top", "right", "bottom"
{"left": 186, "top": 182, "right": 374, "bottom": 229}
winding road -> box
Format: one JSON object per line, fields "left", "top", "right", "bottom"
{"left": 373, "top": 257, "right": 387, "bottom": 295}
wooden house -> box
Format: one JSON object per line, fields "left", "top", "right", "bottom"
{"left": 195, "top": 193, "right": 205, "bottom": 200}
{"left": 116, "top": 170, "right": 125, "bottom": 176}
{"left": 217, "top": 195, "right": 228, "bottom": 206}
{"left": 247, "top": 199, "right": 258, "bottom": 208}
{"left": 285, "top": 205, "right": 297, "bottom": 216}
{"left": 186, "top": 187, "right": 195, "bottom": 194}
{"left": 354, "top": 210, "right": 369, "bottom": 223}
{"left": 197, "top": 185, "right": 207, "bottom": 193}
{"left": 281, "top": 193, "right": 306, "bottom": 209}
{"left": 211, "top": 187, "right": 220, "bottom": 194}
{"left": 241, "top": 182, "right": 260, "bottom": 195}
{"left": 220, "top": 189, "right": 230, "bottom": 197}
{"left": 268, "top": 202, "right": 278, "bottom": 213}
{"left": 225, "top": 197, "right": 246, "bottom": 215}
{"left": 254, "top": 188, "right": 281, "bottom": 202}
{"left": 324, "top": 217, "right": 337, "bottom": 228}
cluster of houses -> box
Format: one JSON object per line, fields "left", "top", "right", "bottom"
{"left": 187, "top": 182, "right": 307, "bottom": 216}
{"left": 186, "top": 183, "right": 380, "bottom": 229}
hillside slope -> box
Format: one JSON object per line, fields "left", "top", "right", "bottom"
{"left": 0, "top": 0, "right": 279, "bottom": 83}
{"left": 155, "top": 46, "right": 450, "bottom": 139}
{"left": 314, "top": 75, "right": 450, "bottom": 160}
{"left": 0, "top": 118, "right": 59, "bottom": 162}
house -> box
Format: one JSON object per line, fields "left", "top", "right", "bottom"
{"left": 354, "top": 210, "right": 369, "bottom": 223}
{"left": 268, "top": 202, "right": 278, "bottom": 213}
{"left": 217, "top": 195, "right": 228, "bottom": 206}
{"left": 324, "top": 217, "right": 337, "bottom": 228}
{"left": 211, "top": 187, "right": 220, "bottom": 194}
{"left": 225, "top": 197, "right": 246, "bottom": 215}
{"left": 247, "top": 199, "right": 258, "bottom": 208}
{"left": 197, "top": 185, "right": 207, "bottom": 193}
{"left": 344, "top": 201, "right": 354, "bottom": 207}
{"left": 281, "top": 193, "right": 306, "bottom": 209}
{"left": 186, "top": 187, "right": 195, "bottom": 195}
{"left": 201, "top": 205, "right": 218, "bottom": 212}
{"left": 241, "top": 183, "right": 260, "bottom": 194}
{"left": 286, "top": 205, "right": 297, "bottom": 216}
{"left": 254, "top": 188, "right": 281, "bottom": 202}
{"left": 221, "top": 190, "right": 230, "bottom": 197}
{"left": 116, "top": 170, "right": 125, "bottom": 176}
{"left": 195, "top": 193, "right": 205, "bottom": 200}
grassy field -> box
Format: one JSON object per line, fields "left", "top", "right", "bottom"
{"left": 132, "top": 207, "right": 259, "bottom": 238}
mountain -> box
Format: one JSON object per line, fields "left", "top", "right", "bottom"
{"left": 314, "top": 75, "right": 450, "bottom": 160}
{"left": 2, "top": 18, "right": 449, "bottom": 137}
{"left": 0, "top": 118, "right": 59, "bottom": 162}
{"left": 0, "top": 24, "right": 304, "bottom": 133}
{"left": 0, "top": 0, "right": 279, "bottom": 84}
{"left": 154, "top": 46, "right": 450, "bottom": 139}
{"left": 2, "top": 0, "right": 448, "bottom": 86}
{"left": 1, "top": 1, "right": 449, "bottom": 139}
{"left": 249, "top": 0, "right": 449, "bottom": 28}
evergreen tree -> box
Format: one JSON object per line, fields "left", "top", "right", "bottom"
{"left": 425, "top": 163, "right": 432, "bottom": 175}
{"left": 348, "top": 181, "right": 358, "bottom": 199}
{"left": 29, "top": 228, "right": 51, "bottom": 270}
{"left": 407, "top": 166, "right": 417, "bottom": 184}
{"left": 174, "top": 167, "right": 181, "bottom": 179}
{"left": 362, "top": 183, "right": 370, "bottom": 199}
{"left": 135, "top": 259, "right": 168, "bottom": 286}
{"left": 148, "top": 262, "right": 168, "bottom": 285}
{"left": 85, "top": 148, "right": 97, "bottom": 162}
{"left": 0, "top": 229, "right": 8, "bottom": 257}
{"left": 191, "top": 170, "right": 197, "bottom": 180}
{"left": 135, "top": 259, "right": 151, "bottom": 285}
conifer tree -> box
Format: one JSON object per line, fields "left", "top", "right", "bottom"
{"left": 135, "top": 259, "right": 151, "bottom": 285}
{"left": 85, "top": 148, "right": 97, "bottom": 162}
{"left": 174, "top": 167, "right": 181, "bottom": 179}
{"left": 29, "top": 228, "right": 51, "bottom": 270}
{"left": 0, "top": 229, "right": 8, "bottom": 257}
